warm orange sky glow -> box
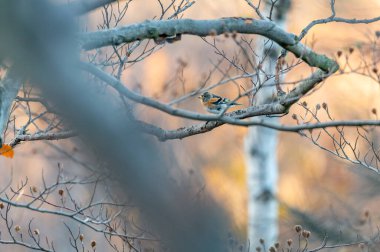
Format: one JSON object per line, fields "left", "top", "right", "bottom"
{"left": 2, "top": 1, "right": 380, "bottom": 250}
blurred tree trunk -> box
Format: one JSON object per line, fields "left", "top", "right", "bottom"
{"left": 0, "top": 69, "right": 21, "bottom": 146}
{"left": 245, "top": 0, "right": 291, "bottom": 248}
{"left": 0, "top": 2, "right": 231, "bottom": 251}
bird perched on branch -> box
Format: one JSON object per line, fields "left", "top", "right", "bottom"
{"left": 198, "top": 91, "right": 242, "bottom": 114}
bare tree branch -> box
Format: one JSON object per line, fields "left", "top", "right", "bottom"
{"left": 83, "top": 61, "right": 337, "bottom": 141}
{"left": 9, "top": 130, "right": 76, "bottom": 147}
{"left": 79, "top": 17, "right": 338, "bottom": 72}
{"left": 299, "top": 0, "right": 380, "bottom": 40}
{"left": 140, "top": 117, "right": 380, "bottom": 141}
{"left": 244, "top": 0, "right": 266, "bottom": 20}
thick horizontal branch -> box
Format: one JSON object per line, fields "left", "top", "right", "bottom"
{"left": 138, "top": 120, "right": 224, "bottom": 141}
{"left": 82, "top": 62, "right": 288, "bottom": 121}
{"left": 80, "top": 17, "right": 338, "bottom": 72}
{"left": 79, "top": 16, "right": 343, "bottom": 141}
{"left": 142, "top": 118, "right": 380, "bottom": 141}
{"left": 229, "top": 119, "right": 380, "bottom": 130}
{"left": 6, "top": 64, "right": 327, "bottom": 146}
{"left": 281, "top": 69, "right": 327, "bottom": 106}
{"left": 83, "top": 63, "right": 334, "bottom": 140}
{"left": 10, "top": 131, "right": 76, "bottom": 147}
{"left": 84, "top": 61, "right": 332, "bottom": 137}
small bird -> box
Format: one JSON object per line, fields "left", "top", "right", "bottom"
{"left": 198, "top": 91, "right": 242, "bottom": 114}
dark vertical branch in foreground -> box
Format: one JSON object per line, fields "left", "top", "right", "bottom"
{"left": 0, "top": 1, "right": 230, "bottom": 251}
{"left": 0, "top": 68, "right": 22, "bottom": 146}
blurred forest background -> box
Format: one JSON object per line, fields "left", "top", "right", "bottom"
{"left": 1, "top": 0, "right": 380, "bottom": 251}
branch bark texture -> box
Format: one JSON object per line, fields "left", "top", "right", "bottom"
{"left": 80, "top": 18, "right": 338, "bottom": 72}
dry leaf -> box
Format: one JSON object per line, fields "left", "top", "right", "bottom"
{"left": 0, "top": 144, "right": 14, "bottom": 159}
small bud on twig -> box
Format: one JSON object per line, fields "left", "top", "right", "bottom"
{"left": 209, "top": 29, "right": 217, "bottom": 36}
{"left": 269, "top": 246, "right": 277, "bottom": 252}
{"left": 15, "top": 225, "right": 21, "bottom": 232}
{"left": 287, "top": 239, "right": 293, "bottom": 246}
{"left": 232, "top": 31, "right": 237, "bottom": 39}
{"left": 364, "top": 209, "right": 370, "bottom": 218}
{"left": 294, "top": 225, "right": 302, "bottom": 233}
{"left": 91, "top": 240, "right": 96, "bottom": 248}
{"left": 302, "top": 230, "right": 311, "bottom": 238}
{"left": 274, "top": 242, "right": 280, "bottom": 249}
{"left": 32, "top": 186, "right": 38, "bottom": 193}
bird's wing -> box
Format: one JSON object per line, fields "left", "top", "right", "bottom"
{"left": 222, "top": 98, "right": 242, "bottom": 105}
{"left": 208, "top": 96, "right": 223, "bottom": 105}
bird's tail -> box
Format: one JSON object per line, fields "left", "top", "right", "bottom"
{"left": 231, "top": 102, "right": 242, "bottom": 106}
{"left": 223, "top": 98, "right": 242, "bottom": 106}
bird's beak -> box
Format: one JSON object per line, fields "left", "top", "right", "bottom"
{"left": 197, "top": 96, "right": 202, "bottom": 99}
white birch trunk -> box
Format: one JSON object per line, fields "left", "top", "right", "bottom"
{"left": 245, "top": 0, "right": 291, "bottom": 248}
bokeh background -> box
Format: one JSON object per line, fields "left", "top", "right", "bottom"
{"left": 1, "top": 0, "right": 380, "bottom": 251}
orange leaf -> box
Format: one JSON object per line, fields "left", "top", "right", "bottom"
{"left": 0, "top": 144, "right": 14, "bottom": 159}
